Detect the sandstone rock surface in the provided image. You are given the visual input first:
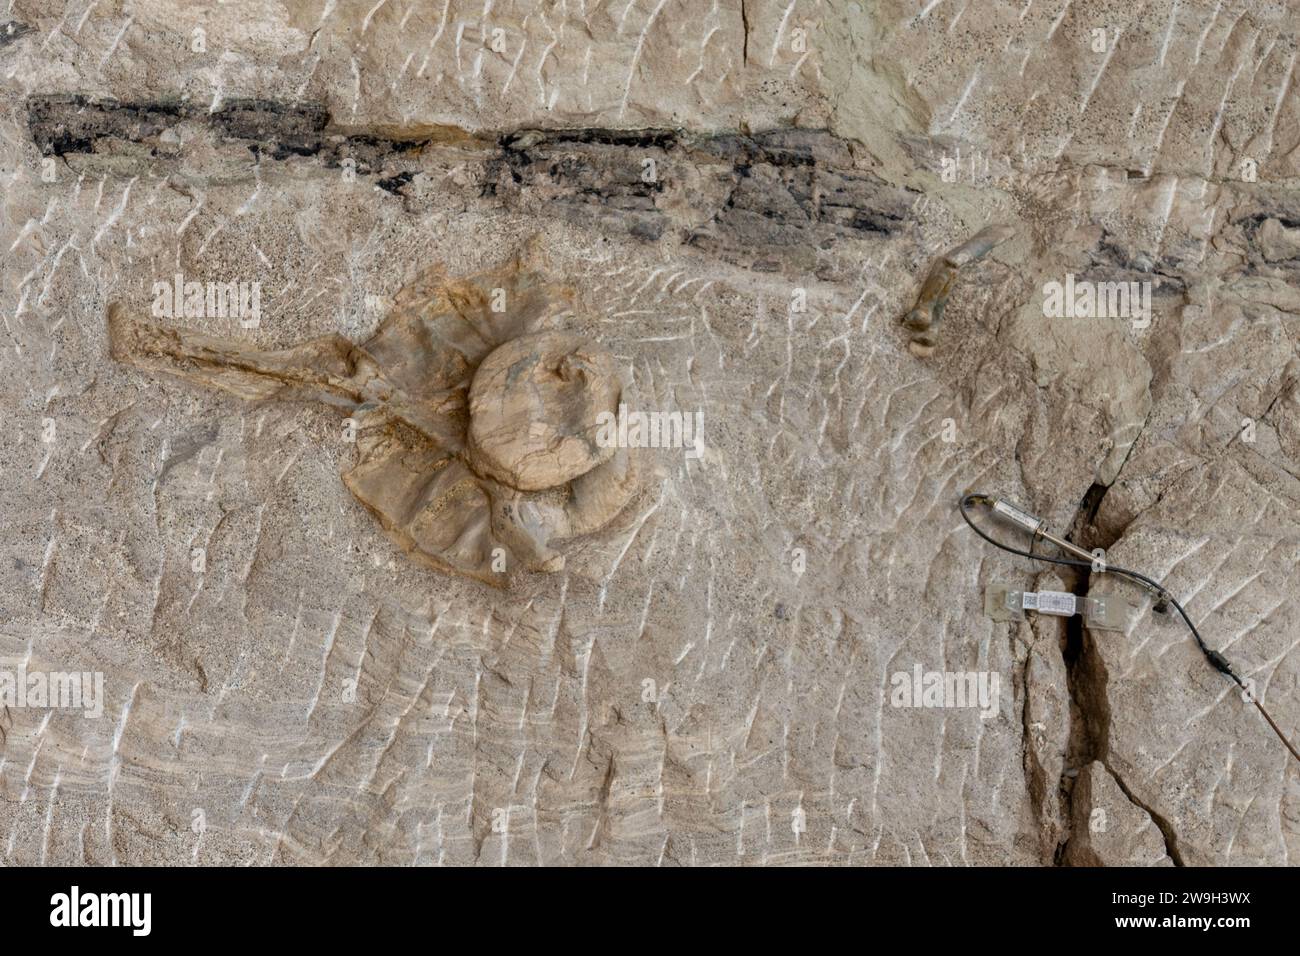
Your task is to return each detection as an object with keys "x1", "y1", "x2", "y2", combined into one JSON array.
[{"x1": 0, "y1": 0, "x2": 1296, "y2": 866}]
